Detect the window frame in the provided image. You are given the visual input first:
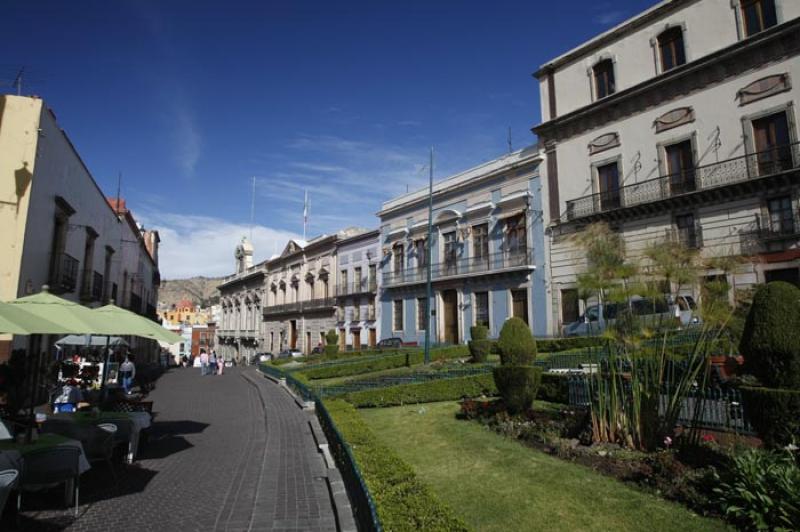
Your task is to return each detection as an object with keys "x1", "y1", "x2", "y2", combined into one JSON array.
[
  {"x1": 393, "y1": 299, "x2": 404, "y2": 332},
  {"x1": 472, "y1": 223, "x2": 489, "y2": 262},
  {"x1": 740, "y1": 0, "x2": 778, "y2": 38},
  {"x1": 417, "y1": 297, "x2": 428, "y2": 331},
  {"x1": 473, "y1": 291, "x2": 490, "y2": 329},
  {"x1": 656, "y1": 26, "x2": 686, "y2": 73},
  {"x1": 592, "y1": 58, "x2": 616, "y2": 100}
]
